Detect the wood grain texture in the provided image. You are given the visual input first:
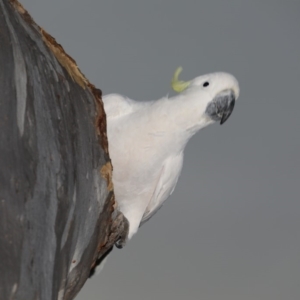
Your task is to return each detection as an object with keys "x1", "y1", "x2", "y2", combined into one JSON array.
[{"x1": 0, "y1": 1, "x2": 127, "y2": 299}]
